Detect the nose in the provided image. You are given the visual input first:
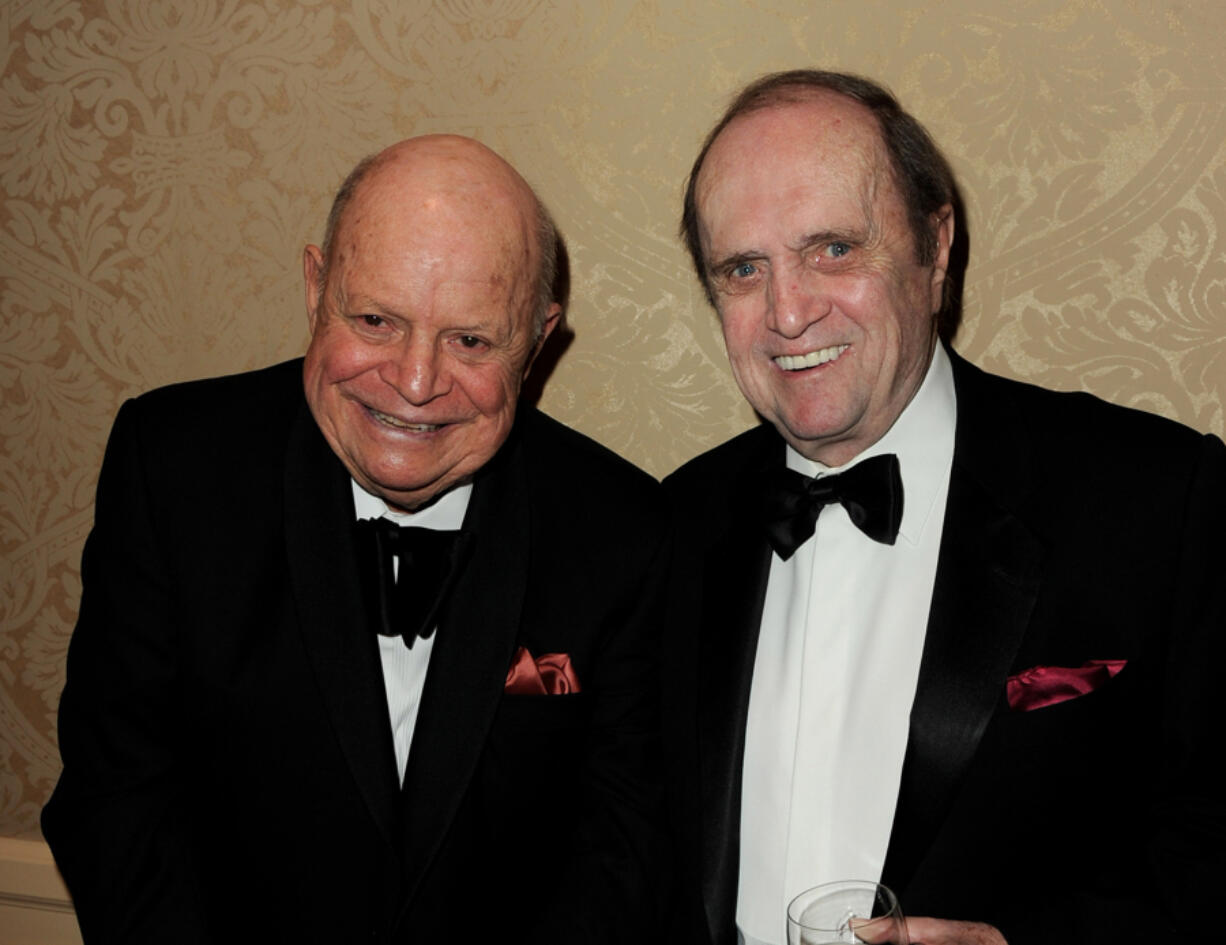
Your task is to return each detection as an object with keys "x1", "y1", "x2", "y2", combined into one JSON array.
[
  {"x1": 382, "y1": 336, "x2": 449, "y2": 406},
  {"x1": 766, "y1": 264, "x2": 830, "y2": 338}
]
